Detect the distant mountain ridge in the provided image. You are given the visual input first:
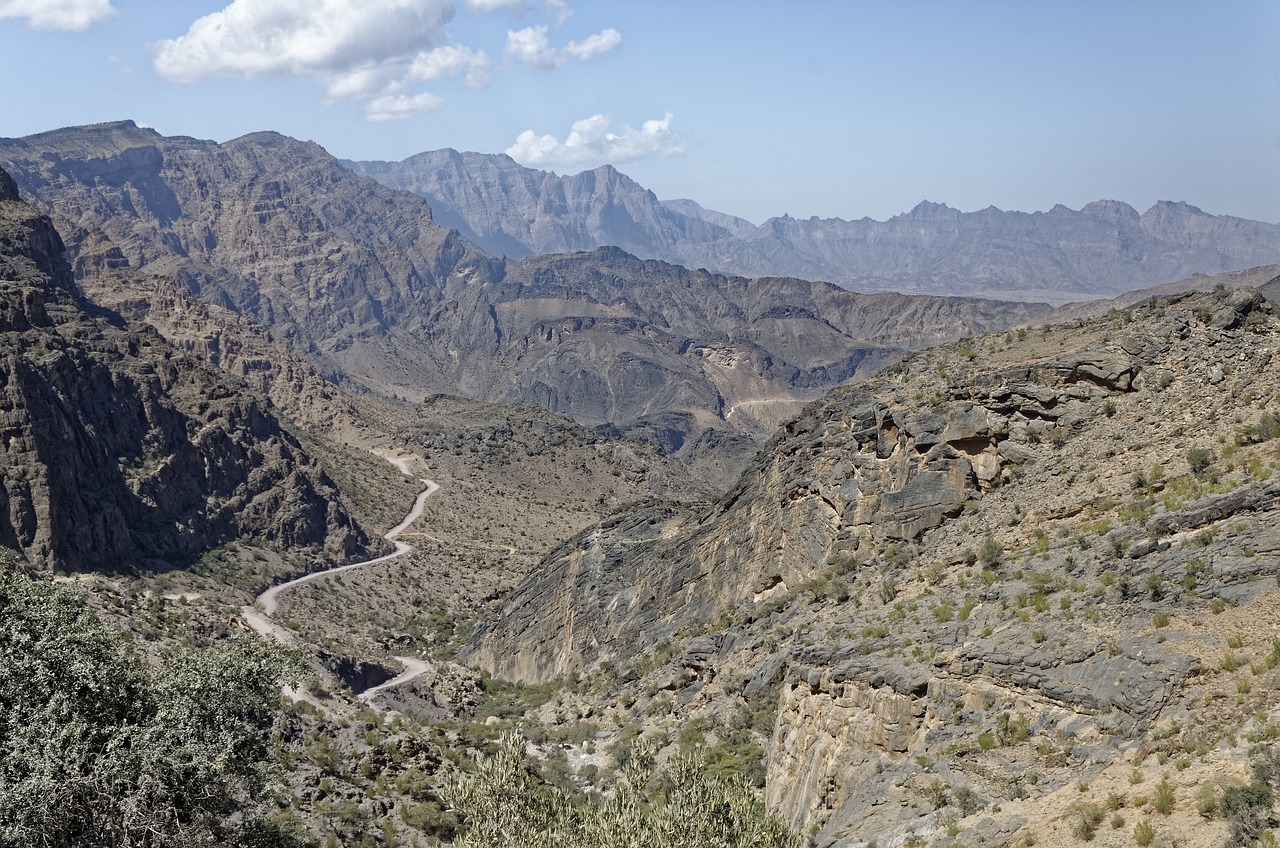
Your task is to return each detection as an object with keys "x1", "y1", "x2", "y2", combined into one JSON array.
[
  {"x1": 343, "y1": 150, "x2": 731, "y2": 262},
  {"x1": 346, "y1": 150, "x2": 1280, "y2": 304},
  {"x1": 2, "y1": 122, "x2": 1047, "y2": 453}
]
